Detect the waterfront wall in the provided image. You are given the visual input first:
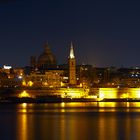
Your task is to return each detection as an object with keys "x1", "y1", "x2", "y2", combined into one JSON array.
[
  {"x1": 4, "y1": 87, "x2": 140, "y2": 99},
  {"x1": 14, "y1": 87, "x2": 87, "y2": 98},
  {"x1": 97, "y1": 88, "x2": 140, "y2": 99}
]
